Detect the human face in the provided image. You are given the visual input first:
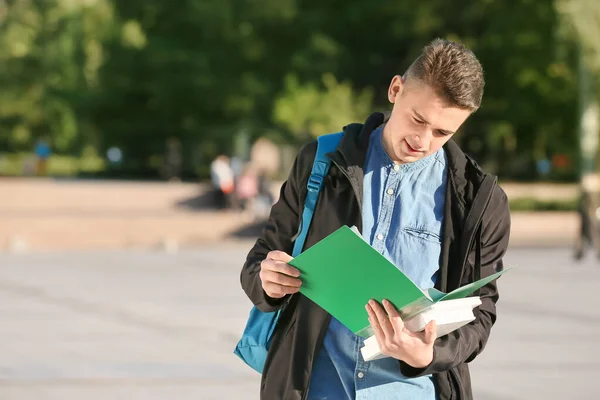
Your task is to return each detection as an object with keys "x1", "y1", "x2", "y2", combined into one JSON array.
[{"x1": 381, "y1": 76, "x2": 472, "y2": 164}]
